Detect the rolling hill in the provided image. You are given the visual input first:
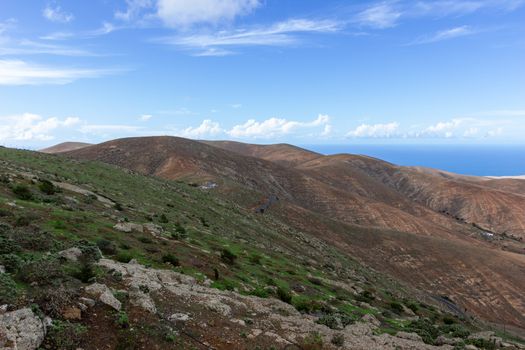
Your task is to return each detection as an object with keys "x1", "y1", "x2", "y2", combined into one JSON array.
[{"x1": 58, "y1": 136, "x2": 525, "y2": 333}]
